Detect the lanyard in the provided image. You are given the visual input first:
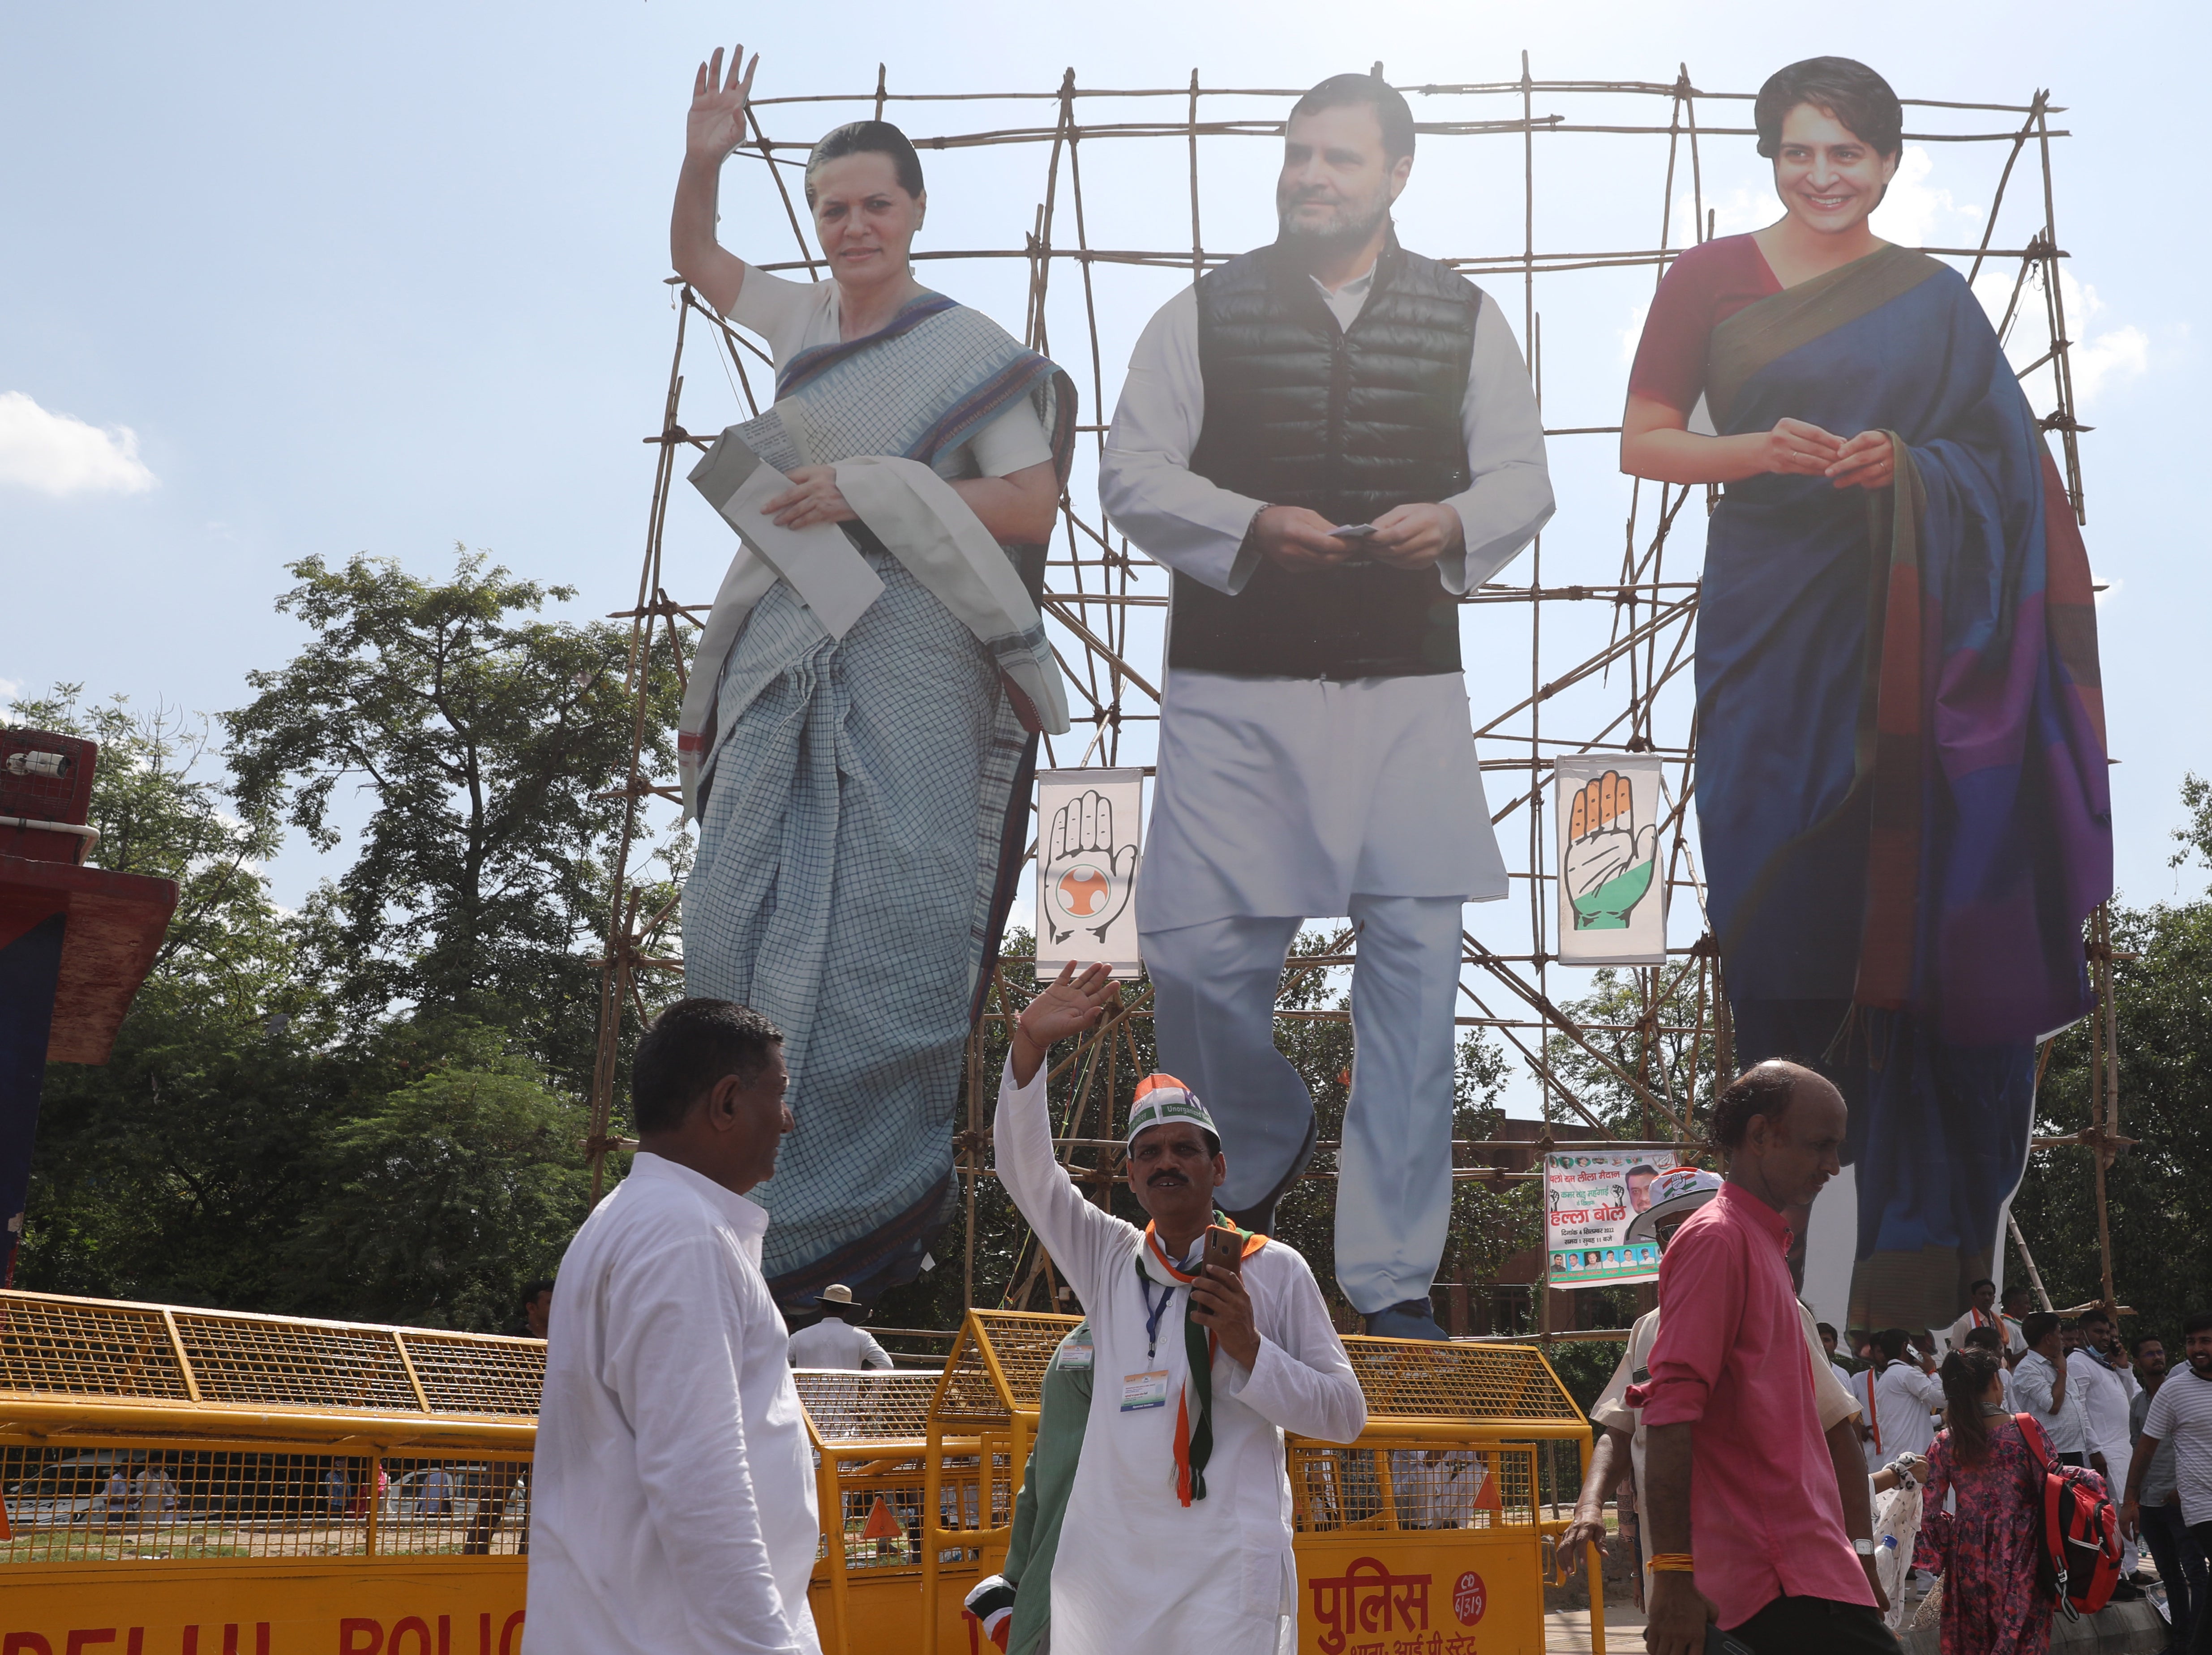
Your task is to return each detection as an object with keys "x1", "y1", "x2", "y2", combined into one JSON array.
[{"x1": 1140, "y1": 1274, "x2": 1178, "y2": 1362}]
